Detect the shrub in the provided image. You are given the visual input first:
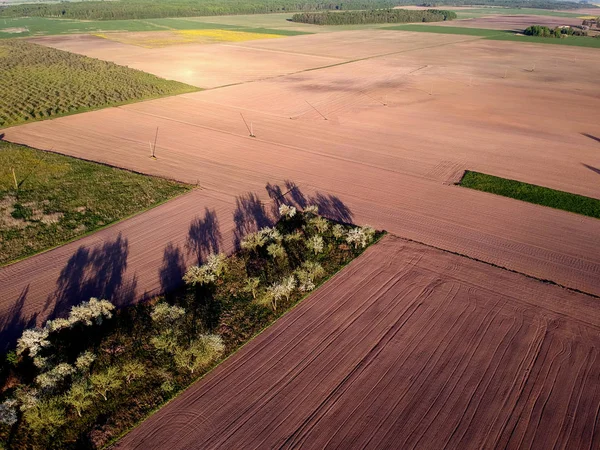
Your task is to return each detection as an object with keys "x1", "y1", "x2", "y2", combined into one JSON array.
[
  {"x1": 174, "y1": 335, "x2": 224, "y2": 374},
  {"x1": 64, "y1": 381, "x2": 93, "y2": 417},
  {"x1": 183, "y1": 253, "x2": 228, "y2": 286},
  {"x1": 307, "y1": 235, "x2": 325, "y2": 255},
  {"x1": 90, "y1": 366, "x2": 122, "y2": 401}
]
